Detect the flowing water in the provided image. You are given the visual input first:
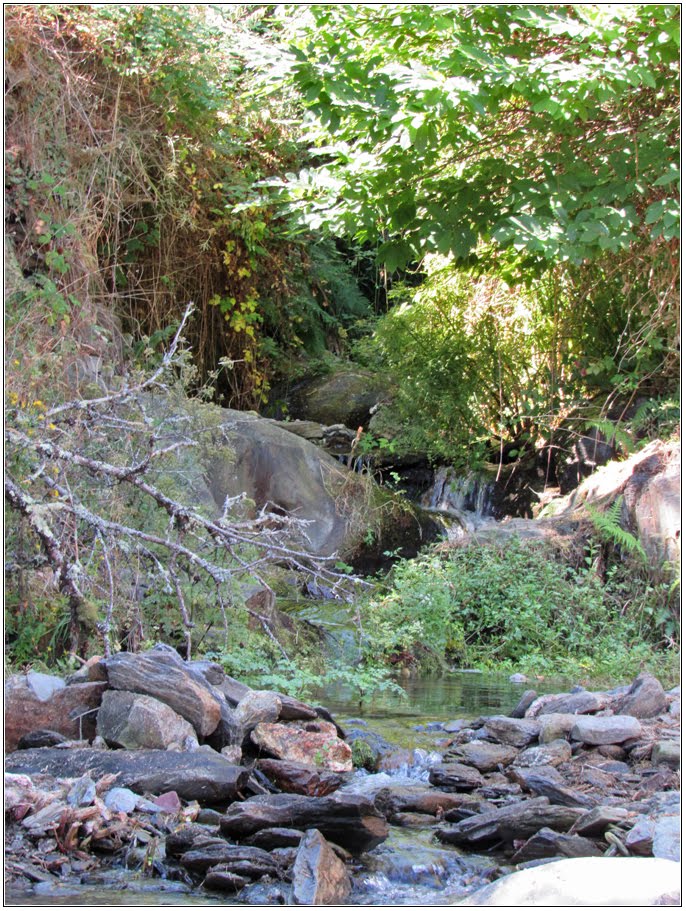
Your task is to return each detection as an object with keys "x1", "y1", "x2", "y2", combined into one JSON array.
[{"x1": 6, "y1": 672, "x2": 575, "y2": 908}]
